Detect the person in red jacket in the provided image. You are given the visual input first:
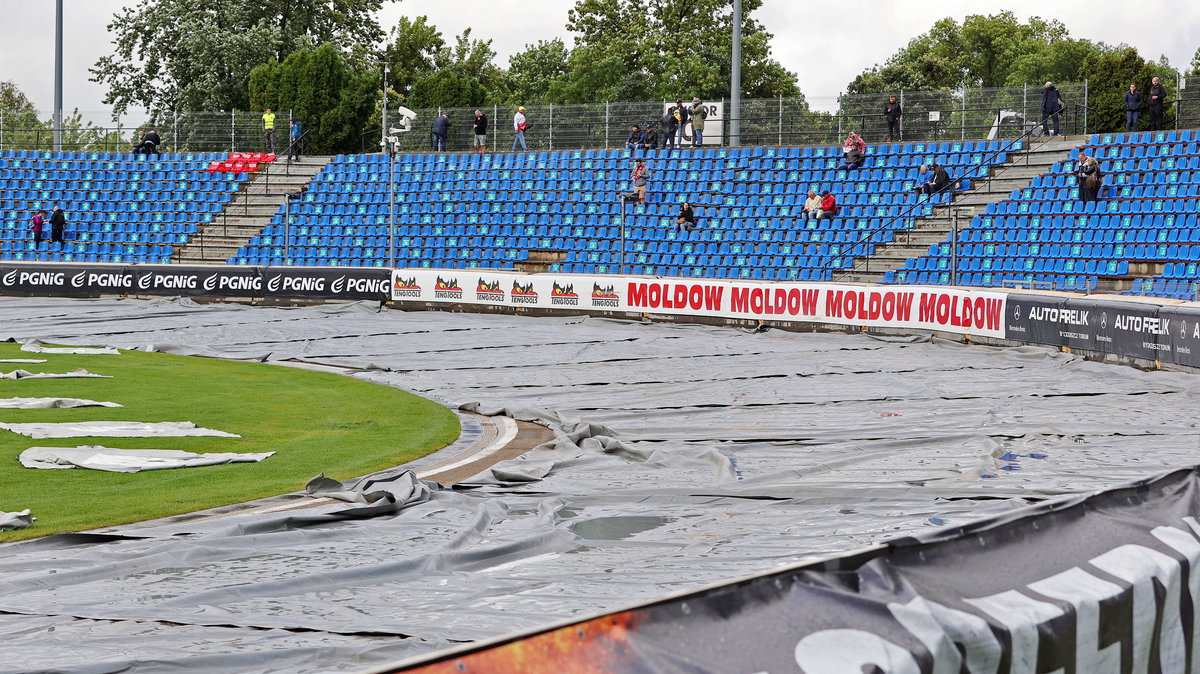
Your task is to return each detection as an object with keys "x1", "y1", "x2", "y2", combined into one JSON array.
[{"x1": 815, "y1": 191, "x2": 838, "y2": 219}]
